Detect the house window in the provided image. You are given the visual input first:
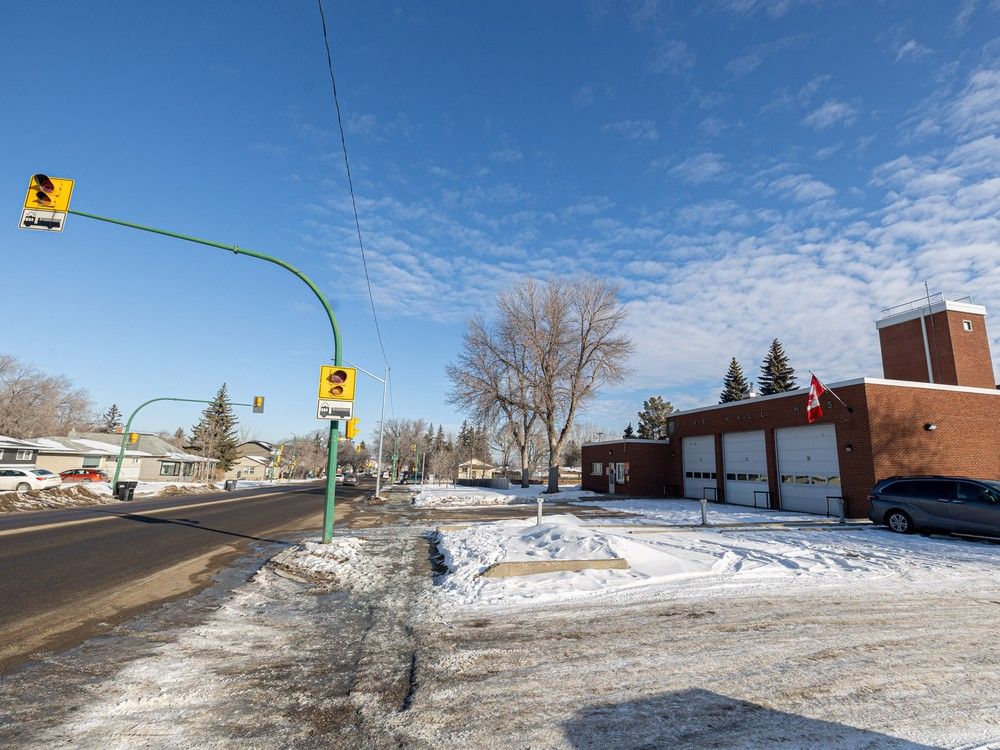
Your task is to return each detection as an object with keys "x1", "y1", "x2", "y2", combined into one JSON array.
[
  {"x1": 160, "y1": 462, "x2": 180, "y2": 477},
  {"x1": 82, "y1": 456, "x2": 101, "y2": 468},
  {"x1": 963, "y1": 320, "x2": 973, "y2": 331},
  {"x1": 16, "y1": 450, "x2": 32, "y2": 461},
  {"x1": 591, "y1": 462, "x2": 603, "y2": 476}
]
